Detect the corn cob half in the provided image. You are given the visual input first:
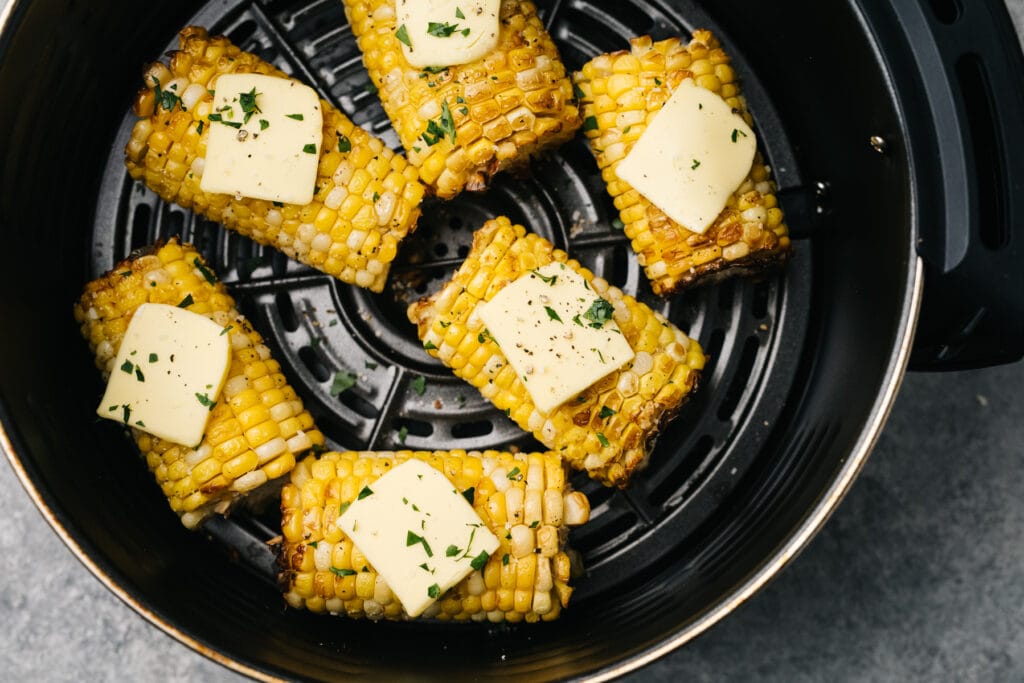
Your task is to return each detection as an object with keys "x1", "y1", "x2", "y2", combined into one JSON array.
[
  {"x1": 407, "y1": 217, "x2": 706, "y2": 487},
  {"x1": 573, "y1": 31, "x2": 792, "y2": 296},
  {"x1": 126, "y1": 26, "x2": 426, "y2": 293},
  {"x1": 279, "y1": 449, "x2": 590, "y2": 622},
  {"x1": 74, "y1": 239, "x2": 325, "y2": 528},
  {"x1": 342, "y1": 0, "x2": 581, "y2": 199}
]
